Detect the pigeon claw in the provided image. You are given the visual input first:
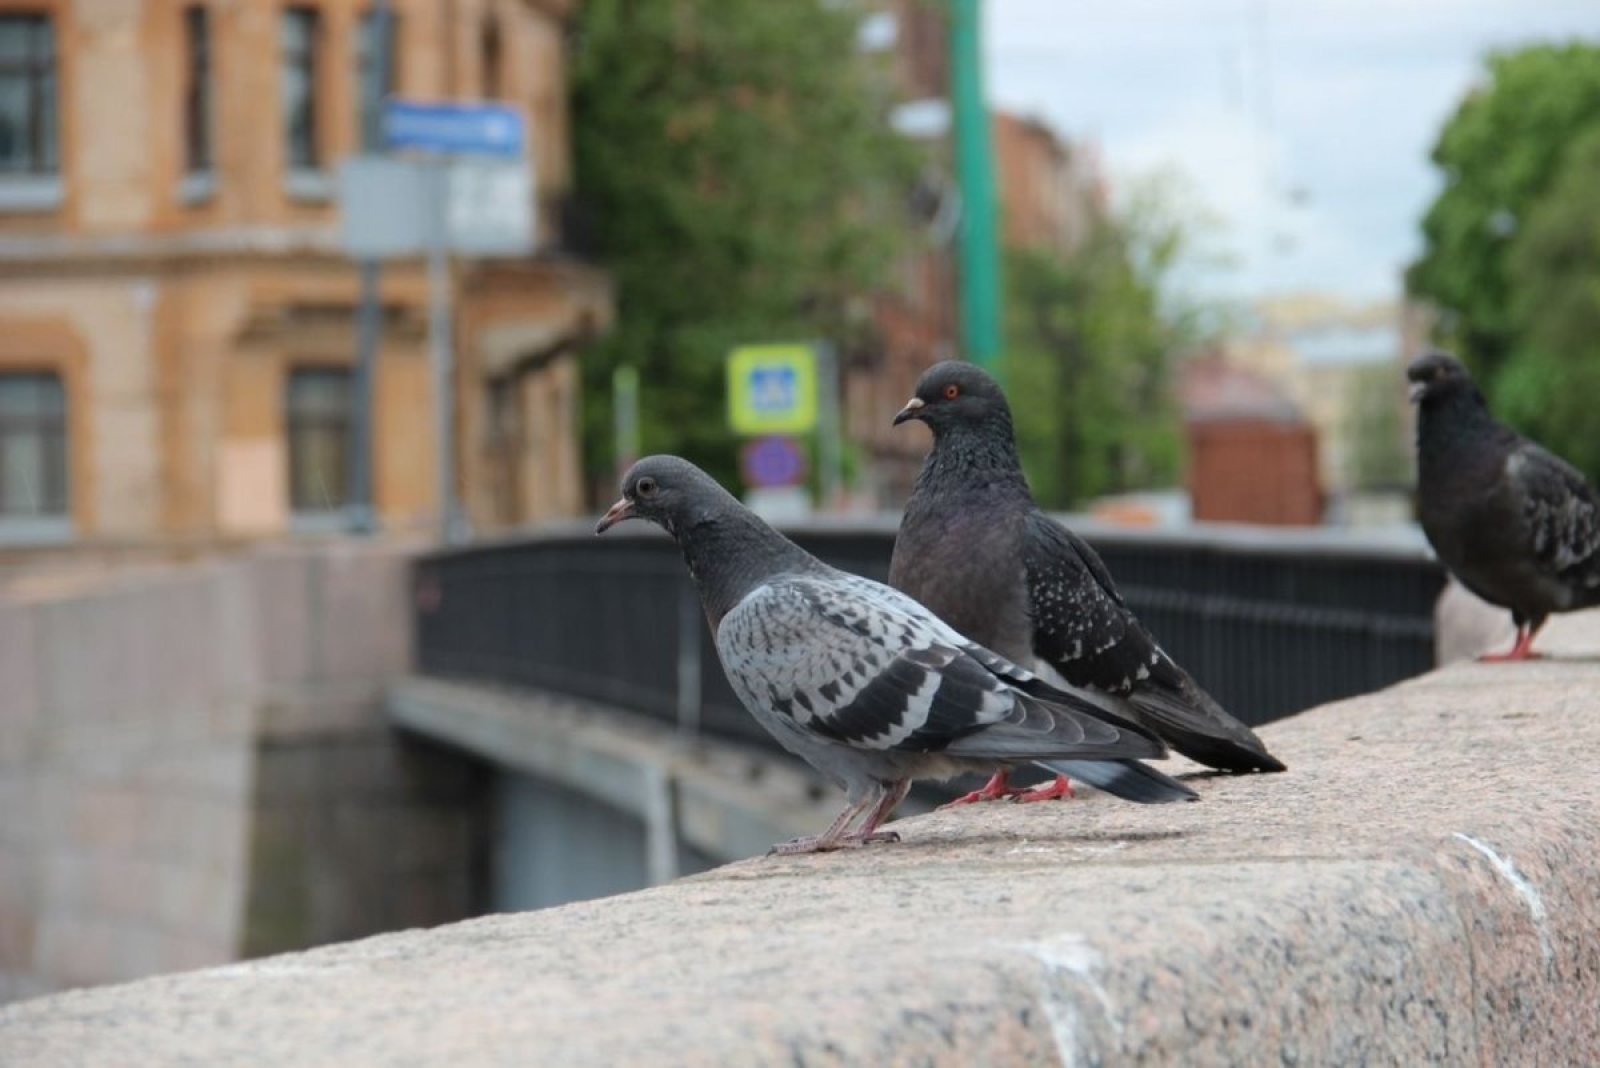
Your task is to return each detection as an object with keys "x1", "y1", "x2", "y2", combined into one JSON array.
[
  {"x1": 940, "y1": 770, "x2": 1028, "y2": 808},
  {"x1": 1013, "y1": 775, "x2": 1076, "y2": 804}
]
